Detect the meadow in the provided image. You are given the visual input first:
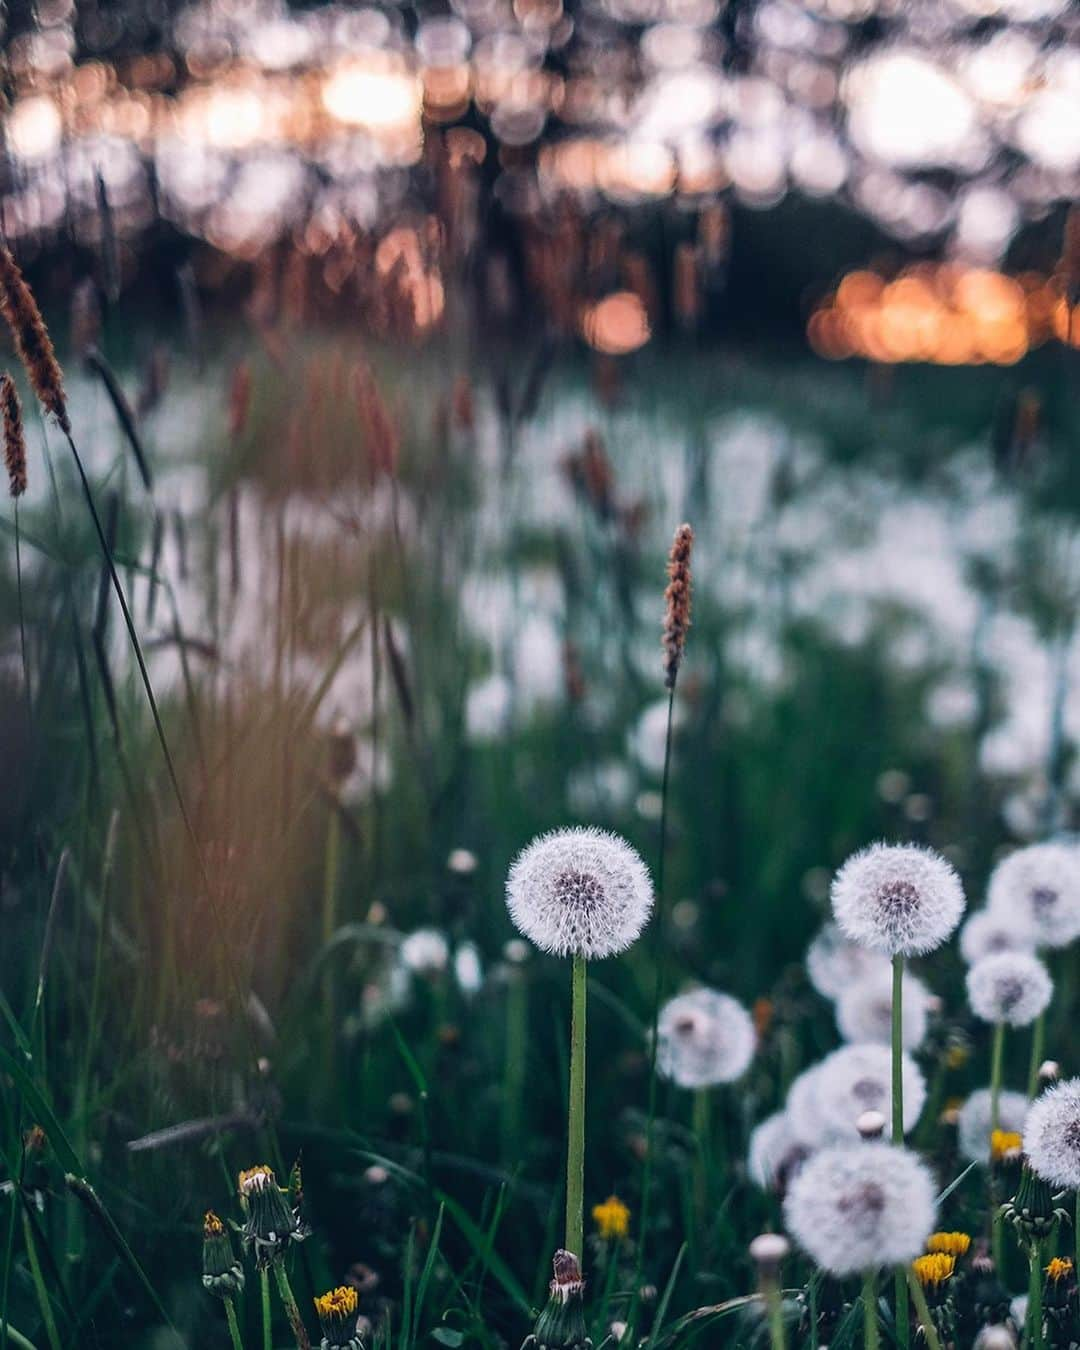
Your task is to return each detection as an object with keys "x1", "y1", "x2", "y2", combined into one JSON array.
[{"x1": 3, "y1": 241, "x2": 1080, "y2": 1350}]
